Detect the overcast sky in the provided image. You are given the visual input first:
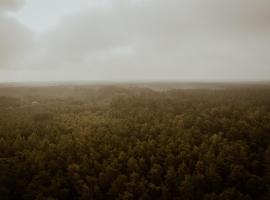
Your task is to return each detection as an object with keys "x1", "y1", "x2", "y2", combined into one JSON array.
[{"x1": 0, "y1": 0, "x2": 270, "y2": 82}]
